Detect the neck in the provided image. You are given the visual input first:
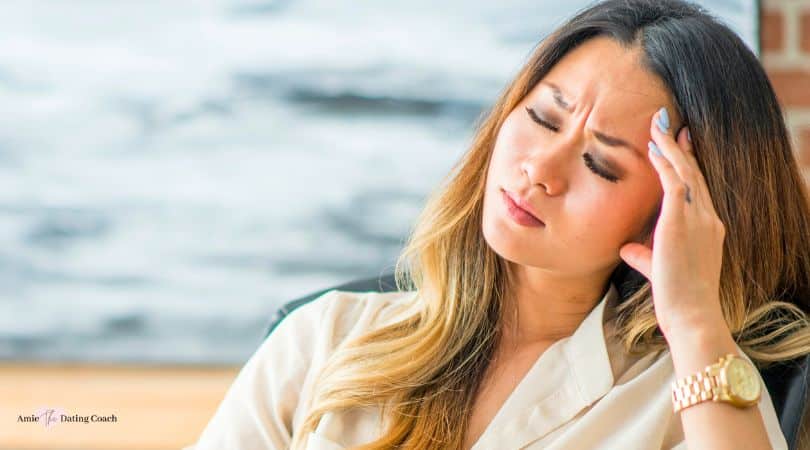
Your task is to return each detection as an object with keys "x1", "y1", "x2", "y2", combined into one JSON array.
[{"x1": 500, "y1": 262, "x2": 614, "y2": 348}]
